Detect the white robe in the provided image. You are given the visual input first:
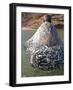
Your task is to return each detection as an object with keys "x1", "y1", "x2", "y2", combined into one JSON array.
[{"x1": 25, "y1": 21, "x2": 60, "y2": 54}]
